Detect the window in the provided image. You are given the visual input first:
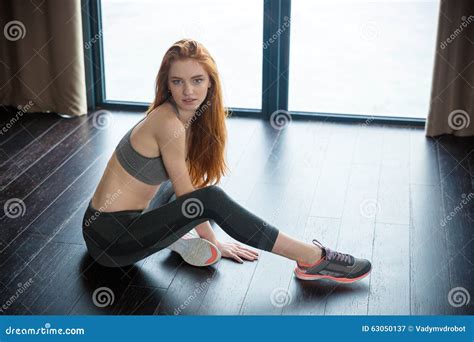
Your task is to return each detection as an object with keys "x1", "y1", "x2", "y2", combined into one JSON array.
[
  {"x1": 101, "y1": 0, "x2": 263, "y2": 109},
  {"x1": 288, "y1": 0, "x2": 439, "y2": 118}
]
